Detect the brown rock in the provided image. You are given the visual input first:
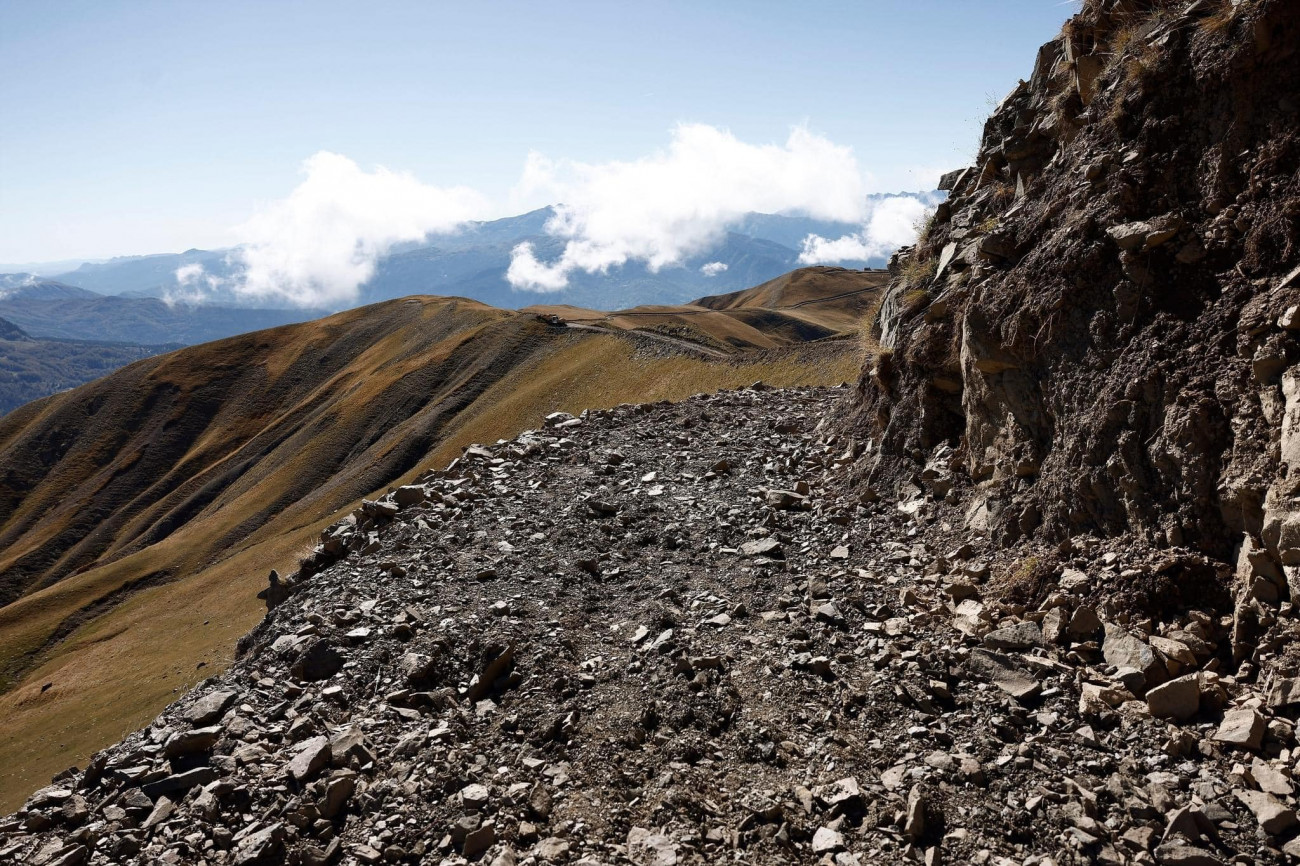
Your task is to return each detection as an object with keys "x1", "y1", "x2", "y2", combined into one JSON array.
[
  {"x1": 1213, "y1": 708, "x2": 1265, "y2": 751},
  {"x1": 1235, "y1": 788, "x2": 1298, "y2": 835},
  {"x1": 1146, "y1": 675, "x2": 1200, "y2": 721}
]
